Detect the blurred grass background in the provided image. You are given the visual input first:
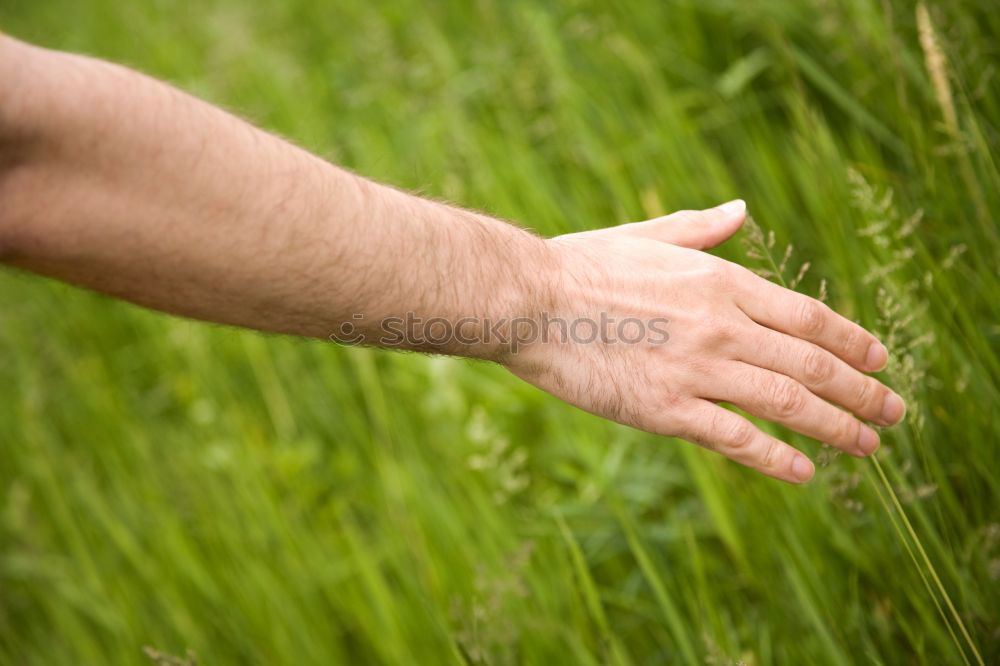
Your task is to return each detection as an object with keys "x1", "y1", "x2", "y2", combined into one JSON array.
[{"x1": 1, "y1": 0, "x2": 998, "y2": 663}]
